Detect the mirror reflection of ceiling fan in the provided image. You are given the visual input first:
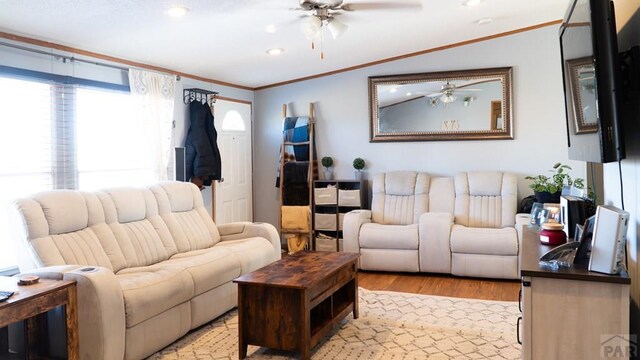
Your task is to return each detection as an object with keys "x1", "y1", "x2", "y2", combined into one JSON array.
[
  {"x1": 424, "y1": 81, "x2": 483, "y2": 104},
  {"x1": 292, "y1": 0, "x2": 422, "y2": 58}
]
